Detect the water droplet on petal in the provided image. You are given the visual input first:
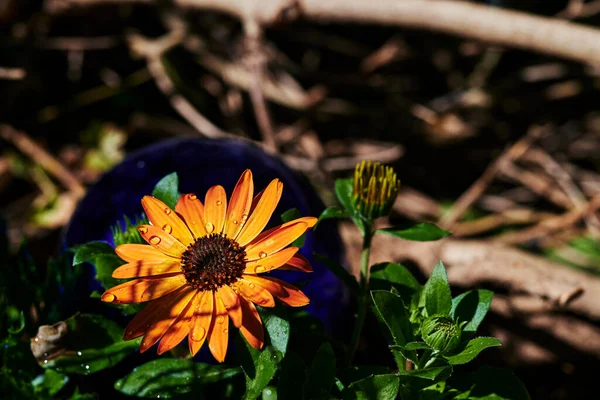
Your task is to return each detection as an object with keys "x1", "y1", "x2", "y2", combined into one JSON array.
[
  {"x1": 233, "y1": 220, "x2": 238, "y2": 225},
  {"x1": 241, "y1": 213, "x2": 249, "y2": 221},
  {"x1": 248, "y1": 282, "x2": 255, "y2": 288},
  {"x1": 254, "y1": 265, "x2": 266, "y2": 273},
  {"x1": 150, "y1": 236, "x2": 161, "y2": 245},
  {"x1": 164, "y1": 207, "x2": 172, "y2": 215},
  {"x1": 191, "y1": 327, "x2": 206, "y2": 342},
  {"x1": 216, "y1": 200, "x2": 222, "y2": 206},
  {"x1": 102, "y1": 293, "x2": 116, "y2": 303},
  {"x1": 223, "y1": 328, "x2": 229, "y2": 334},
  {"x1": 205, "y1": 222, "x2": 214, "y2": 233},
  {"x1": 259, "y1": 251, "x2": 267, "y2": 259},
  {"x1": 216, "y1": 315, "x2": 225, "y2": 324},
  {"x1": 162, "y1": 224, "x2": 172, "y2": 234},
  {"x1": 138, "y1": 227, "x2": 148, "y2": 234},
  {"x1": 188, "y1": 194, "x2": 197, "y2": 200}
]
